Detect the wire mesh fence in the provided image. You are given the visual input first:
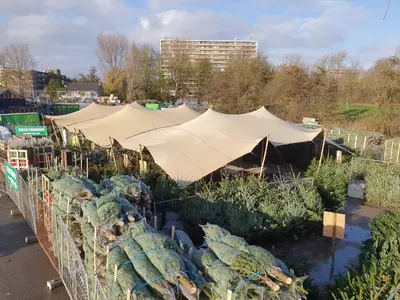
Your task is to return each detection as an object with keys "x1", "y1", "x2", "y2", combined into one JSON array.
[
  {"x1": 328, "y1": 128, "x2": 400, "y2": 162},
  {"x1": 93, "y1": 276, "x2": 108, "y2": 300},
  {"x1": 2, "y1": 165, "x2": 108, "y2": 300},
  {"x1": 57, "y1": 216, "x2": 90, "y2": 300}
]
